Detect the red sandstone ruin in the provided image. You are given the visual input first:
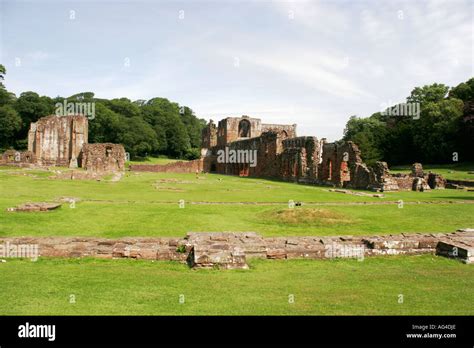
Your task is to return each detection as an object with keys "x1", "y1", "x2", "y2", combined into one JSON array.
[
  {"x1": 132, "y1": 115, "x2": 447, "y2": 192},
  {"x1": 1, "y1": 115, "x2": 125, "y2": 173}
]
